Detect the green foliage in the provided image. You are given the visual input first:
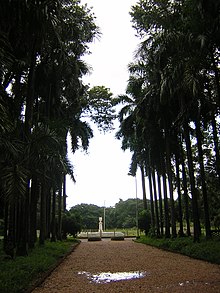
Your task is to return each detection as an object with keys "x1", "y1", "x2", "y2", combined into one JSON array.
[
  {"x1": 69, "y1": 198, "x2": 149, "y2": 231},
  {"x1": 62, "y1": 212, "x2": 82, "y2": 237},
  {"x1": 136, "y1": 236, "x2": 220, "y2": 264},
  {"x1": 86, "y1": 86, "x2": 116, "y2": 132},
  {"x1": 138, "y1": 209, "x2": 151, "y2": 234},
  {"x1": 114, "y1": 198, "x2": 145, "y2": 229},
  {"x1": 69, "y1": 204, "x2": 102, "y2": 230},
  {"x1": 0, "y1": 239, "x2": 76, "y2": 293},
  {"x1": 214, "y1": 215, "x2": 220, "y2": 229}
]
